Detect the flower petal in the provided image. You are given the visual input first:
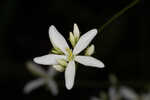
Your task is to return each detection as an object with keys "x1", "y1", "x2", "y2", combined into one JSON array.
[
  {"x1": 47, "y1": 67, "x2": 58, "y2": 77},
  {"x1": 119, "y1": 86, "x2": 139, "y2": 100},
  {"x1": 23, "y1": 78, "x2": 45, "y2": 94},
  {"x1": 47, "y1": 79, "x2": 59, "y2": 96},
  {"x1": 65, "y1": 61, "x2": 76, "y2": 90},
  {"x1": 109, "y1": 87, "x2": 119, "y2": 100},
  {"x1": 73, "y1": 29, "x2": 97, "y2": 55},
  {"x1": 49, "y1": 25, "x2": 69, "y2": 54},
  {"x1": 26, "y1": 61, "x2": 46, "y2": 77},
  {"x1": 33, "y1": 54, "x2": 66, "y2": 65},
  {"x1": 75, "y1": 56, "x2": 104, "y2": 68}
]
